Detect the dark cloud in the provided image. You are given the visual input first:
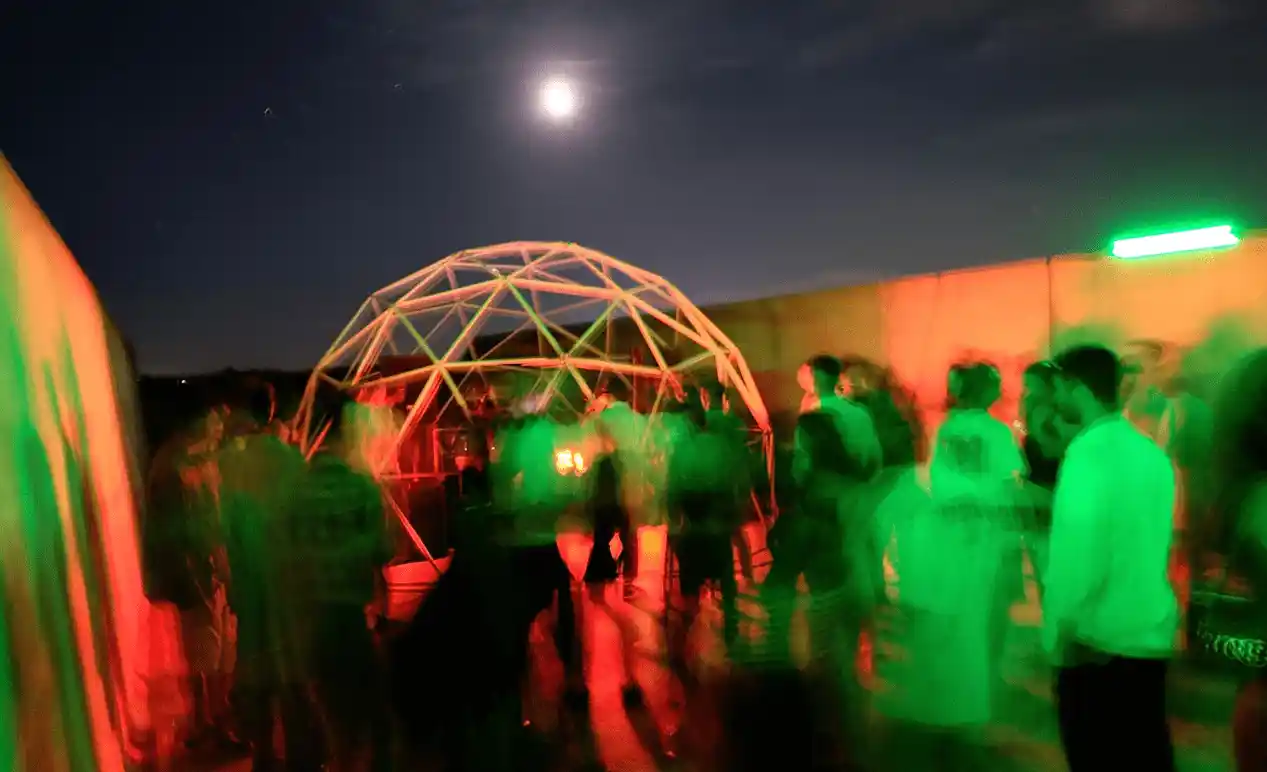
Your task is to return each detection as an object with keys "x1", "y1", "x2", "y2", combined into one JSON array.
[
  {"x1": 1095, "y1": 0, "x2": 1232, "y2": 32},
  {"x1": 2, "y1": 0, "x2": 1265, "y2": 372}
]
